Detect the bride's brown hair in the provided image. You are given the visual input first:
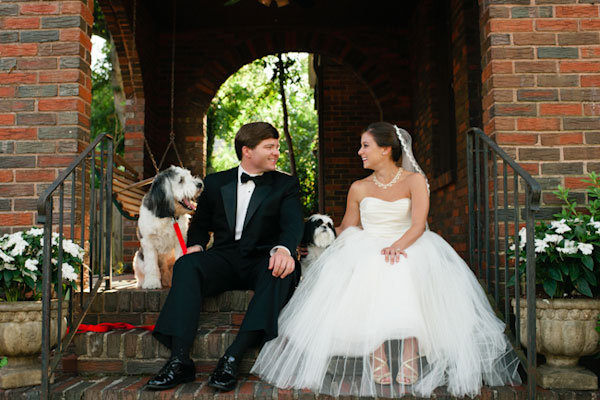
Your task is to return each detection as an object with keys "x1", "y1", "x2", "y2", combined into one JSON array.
[{"x1": 365, "y1": 122, "x2": 401, "y2": 162}]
